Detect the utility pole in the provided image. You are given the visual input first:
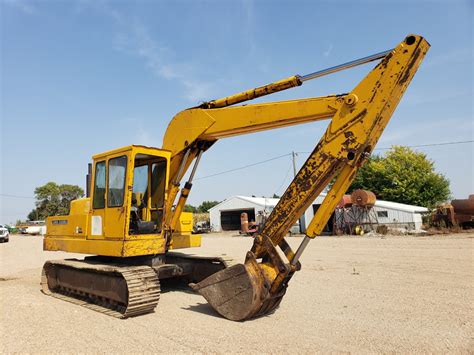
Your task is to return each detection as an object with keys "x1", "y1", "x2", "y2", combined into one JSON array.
[
  {"x1": 291, "y1": 151, "x2": 297, "y2": 177},
  {"x1": 292, "y1": 152, "x2": 306, "y2": 233}
]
